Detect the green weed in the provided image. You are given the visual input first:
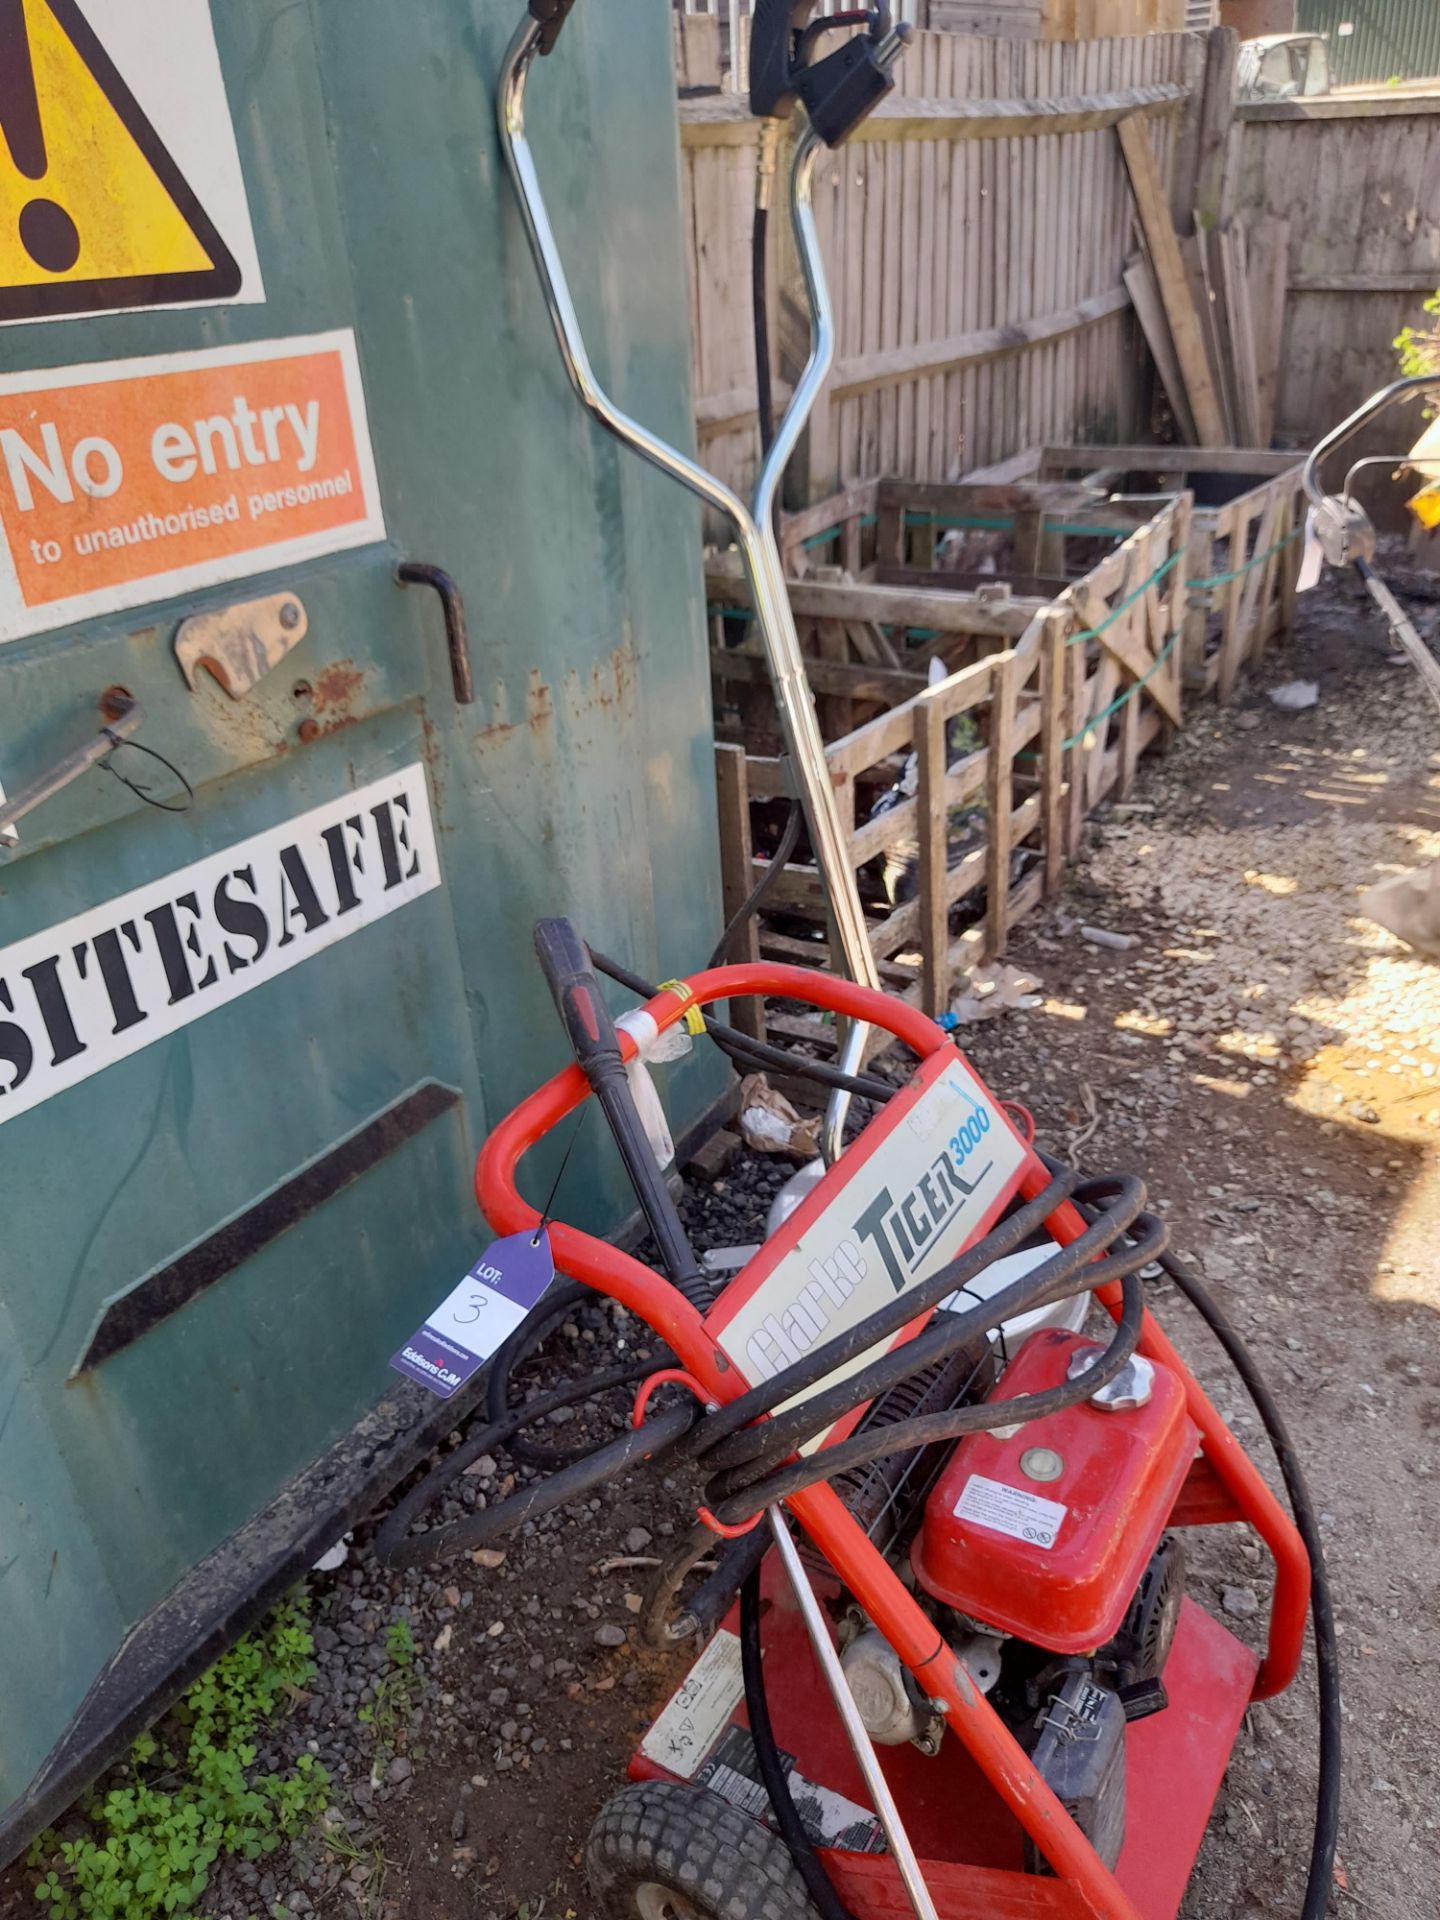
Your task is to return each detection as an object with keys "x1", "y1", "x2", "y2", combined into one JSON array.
[{"x1": 26, "y1": 1596, "x2": 329, "y2": 1920}]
